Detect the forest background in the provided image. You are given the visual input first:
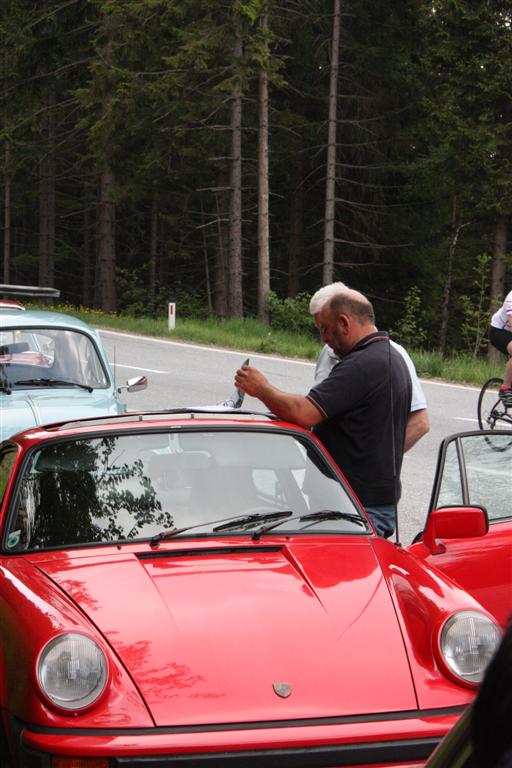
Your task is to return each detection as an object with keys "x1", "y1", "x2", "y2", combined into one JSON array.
[{"x1": 1, "y1": 0, "x2": 511, "y2": 362}]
